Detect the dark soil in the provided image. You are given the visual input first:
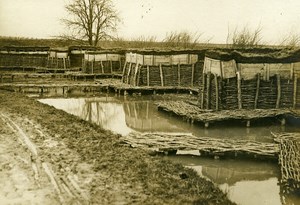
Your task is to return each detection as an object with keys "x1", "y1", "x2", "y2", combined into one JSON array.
[{"x1": 0, "y1": 90, "x2": 234, "y2": 205}]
